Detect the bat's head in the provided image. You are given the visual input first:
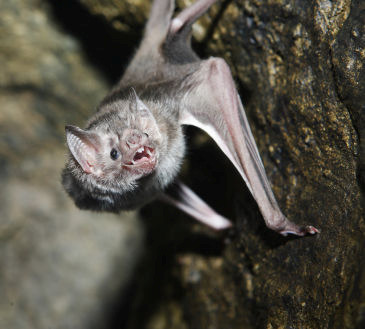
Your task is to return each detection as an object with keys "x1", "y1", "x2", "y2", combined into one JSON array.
[{"x1": 62, "y1": 89, "x2": 184, "y2": 212}]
